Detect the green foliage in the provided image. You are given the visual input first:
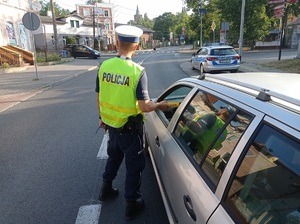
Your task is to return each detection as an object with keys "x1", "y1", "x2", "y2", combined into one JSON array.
[
  {"x1": 215, "y1": 0, "x2": 271, "y2": 47},
  {"x1": 130, "y1": 13, "x2": 154, "y2": 29},
  {"x1": 66, "y1": 37, "x2": 76, "y2": 45},
  {"x1": 153, "y1": 12, "x2": 177, "y2": 40},
  {"x1": 1, "y1": 62, "x2": 10, "y2": 69},
  {"x1": 86, "y1": 0, "x2": 103, "y2": 4},
  {"x1": 36, "y1": 52, "x2": 61, "y2": 63},
  {"x1": 39, "y1": 1, "x2": 70, "y2": 17}
]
